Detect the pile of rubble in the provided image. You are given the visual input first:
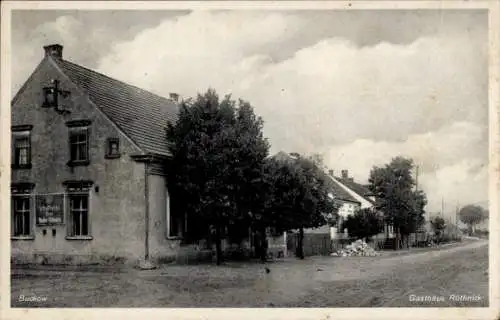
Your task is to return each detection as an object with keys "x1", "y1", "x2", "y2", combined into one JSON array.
[{"x1": 330, "y1": 239, "x2": 380, "y2": 257}]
